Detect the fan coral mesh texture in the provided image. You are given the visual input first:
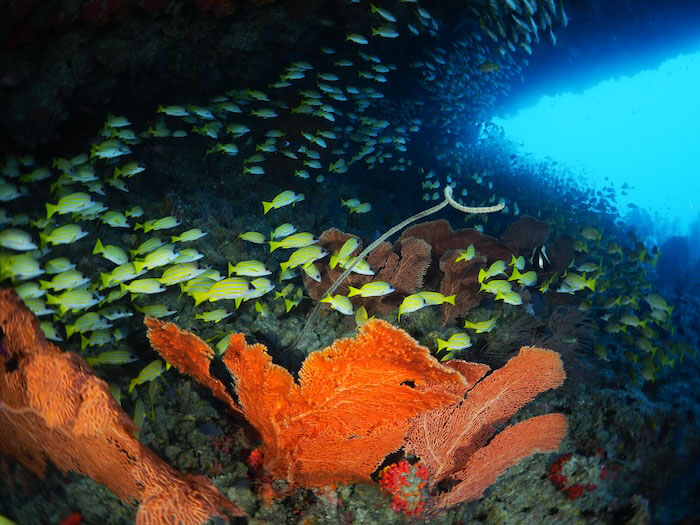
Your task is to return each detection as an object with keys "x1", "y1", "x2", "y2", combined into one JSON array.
[
  {"x1": 404, "y1": 346, "x2": 567, "y2": 509},
  {"x1": 146, "y1": 317, "x2": 466, "y2": 488}
]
